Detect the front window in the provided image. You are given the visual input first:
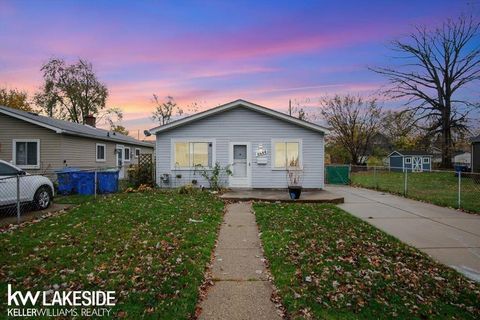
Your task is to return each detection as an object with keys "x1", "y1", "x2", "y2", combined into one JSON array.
[
  {"x1": 273, "y1": 140, "x2": 301, "y2": 169},
  {"x1": 135, "y1": 148, "x2": 141, "y2": 158},
  {"x1": 173, "y1": 141, "x2": 213, "y2": 168},
  {"x1": 124, "y1": 147, "x2": 131, "y2": 161},
  {"x1": 96, "y1": 144, "x2": 106, "y2": 162},
  {"x1": 405, "y1": 157, "x2": 412, "y2": 164},
  {"x1": 423, "y1": 157, "x2": 430, "y2": 164},
  {"x1": 14, "y1": 140, "x2": 40, "y2": 169}
]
